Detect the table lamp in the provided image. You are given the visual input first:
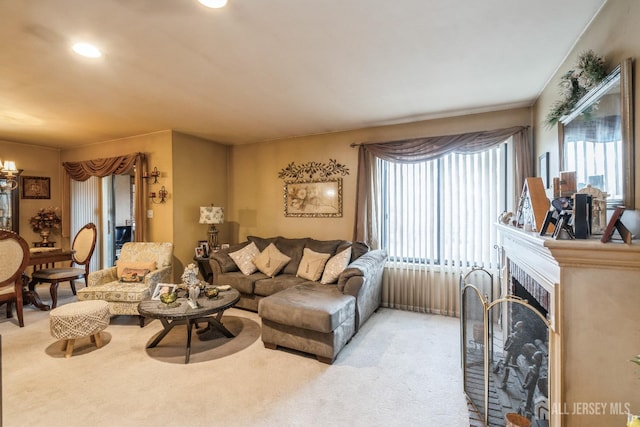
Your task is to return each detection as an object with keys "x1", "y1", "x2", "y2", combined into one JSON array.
[{"x1": 199, "y1": 206, "x2": 224, "y2": 250}]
